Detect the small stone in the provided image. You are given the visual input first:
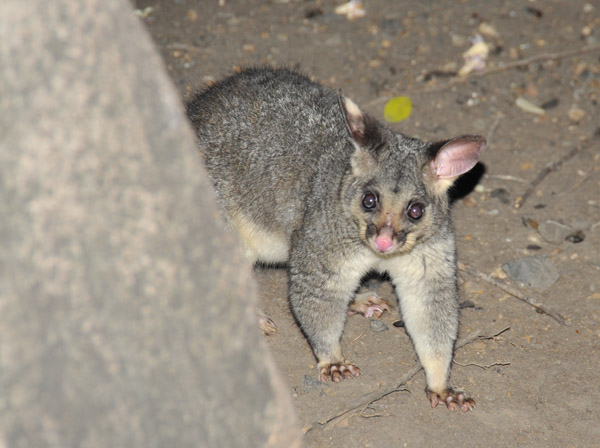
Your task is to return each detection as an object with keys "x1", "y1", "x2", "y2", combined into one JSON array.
[
  {"x1": 460, "y1": 300, "x2": 476, "y2": 309},
  {"x1": 451, "y1": 34, "x2": 466, "y2": 47},
  {"x1": 490, "y1": 188, "x2": 510, "y2": 204},
  {"x1": 300, "y1": 375, "x2": 324, "y2": 393},
  {"x1": 502, "y1": 255, "x2": 560, "y2": 290},
  {"x1": 462, "y1": 196, "x2": 477, "y2": 207},
  {"x1": 370, "y1": 319, "x2": 389, "y2": 333},
  {"x1": 186, "y1": 9, "x2": 198, "y2": 21},
  {"x1": 478, "y1": 22, "x2": 500, "y2": 39},
  {"x1": 491, "y1": 267, "x2": 507, "y2": 279},
  {"x1": 541, "y1": 98, "x2": 559, "y2": 110},
  {"x1": 305, "y1": 7, "x2": 323, "y2": 19},
  {"x1": 527, "y1": 244, "x2": 542, "y2": 251},
  {"x1": 538, "y1": 220, "x2": 573, "y2": 244},
  {"x1": 242, "y1": 43, "x2": 256, "y2": 53},
  {"x1": 568, "y1": 106, "x2": 586, "y2": 123},
  {"x1": 565, "y1": 231, "x2": 585, "y2": 243},
  {"x1": 392, "y1": 320, "x2": 405, "y2": 328}
]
